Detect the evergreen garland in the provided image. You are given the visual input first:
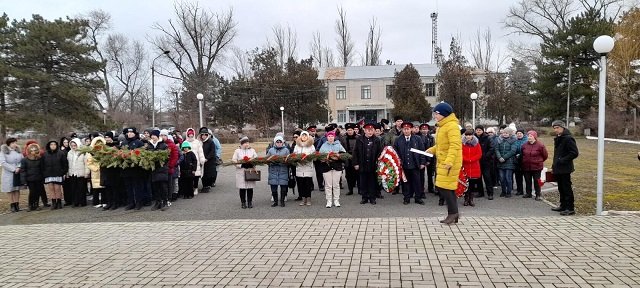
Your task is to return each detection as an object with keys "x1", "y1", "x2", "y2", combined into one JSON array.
[{"x1": 78, "y1": 145, "x2": 169, "y2": 171}]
